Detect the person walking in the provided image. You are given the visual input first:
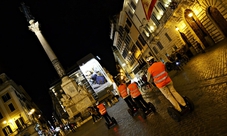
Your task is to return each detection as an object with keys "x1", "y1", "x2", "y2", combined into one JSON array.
[
  {"x1": 117, "y1": 81, "x2": 137, "y2": 111},
  {"x1": 127, "y1": 81, "x2": 150, "y2": 114},
  {"x1": 146, "y1": 56, "x2": 186, "y2": 112},
  {"x1": 87, "y1": 106, "x2": 102, "y2": 124}
]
